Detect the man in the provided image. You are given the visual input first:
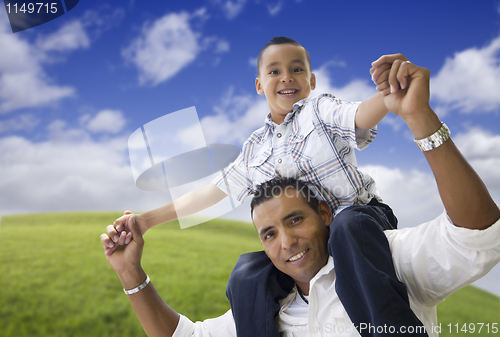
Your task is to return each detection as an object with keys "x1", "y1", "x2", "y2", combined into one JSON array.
[{"x1": 101, "y1": 55, "x2": 500, "y2": 336}]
